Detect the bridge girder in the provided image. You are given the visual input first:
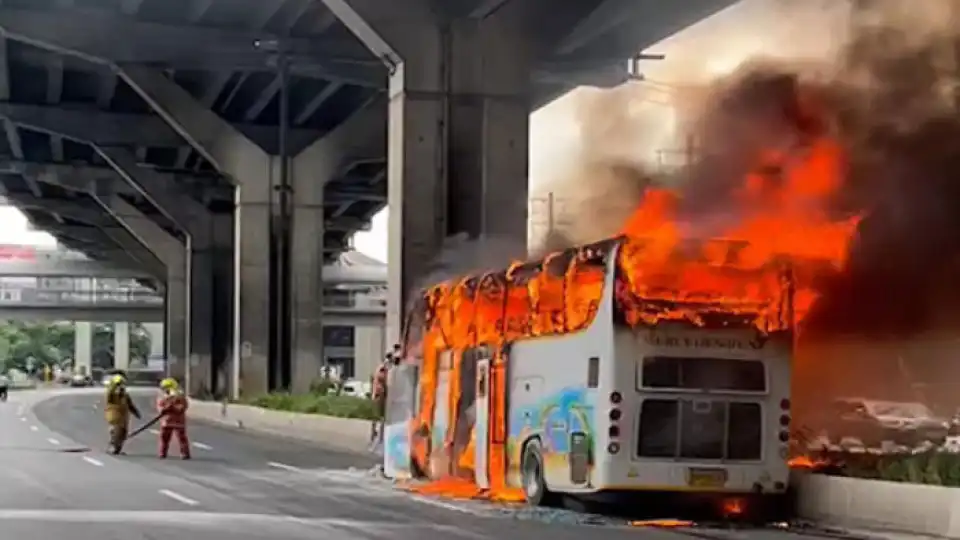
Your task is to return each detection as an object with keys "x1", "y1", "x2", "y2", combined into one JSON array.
[
  {"x1": 0, "y1": 5, "x2": 382, "y2": 86},
  {"x1": 0, "y1": 103, "x2": 325, "y2": 155}
]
